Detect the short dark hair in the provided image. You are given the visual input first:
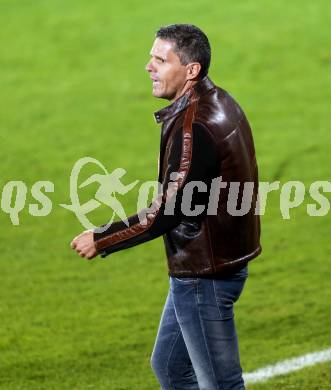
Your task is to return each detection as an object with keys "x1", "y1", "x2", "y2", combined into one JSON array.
[{"x1": 156, "y1": 24, "x2": 211, "y2": 79}]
